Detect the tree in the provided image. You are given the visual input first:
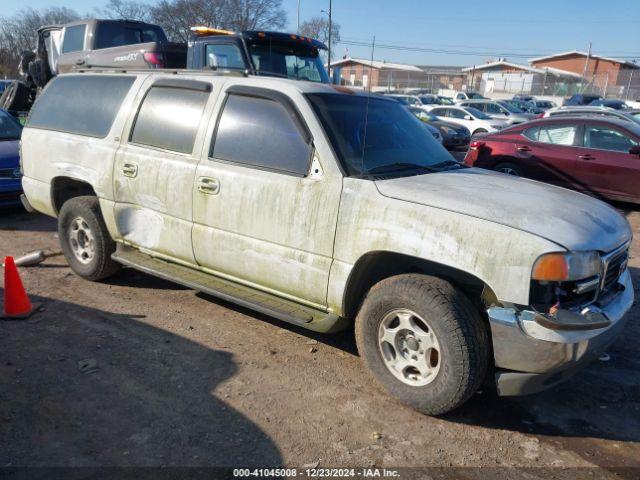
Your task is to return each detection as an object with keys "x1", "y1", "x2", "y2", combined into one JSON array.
[
  {"x1": 149, "y1": 0, "x2": 287, "y2": 43},
  {"x1": 96, "y1": 0, "x2": 152, "y2": 23},
  {"x1": 0, "y1": 7, "x2": 79, "y2": 76},
  {"x1": 299, "y1": 16, "x2": 340, "y2": 62}
]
